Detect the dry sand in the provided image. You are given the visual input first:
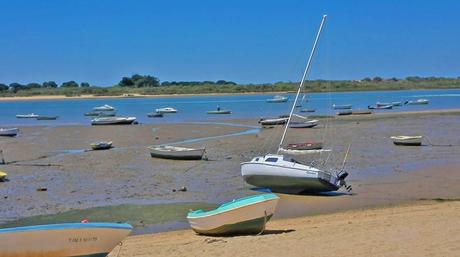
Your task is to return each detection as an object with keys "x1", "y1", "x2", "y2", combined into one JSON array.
[{"x1": 109, "y1": 200, "x2": 460, "y2": 257}]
